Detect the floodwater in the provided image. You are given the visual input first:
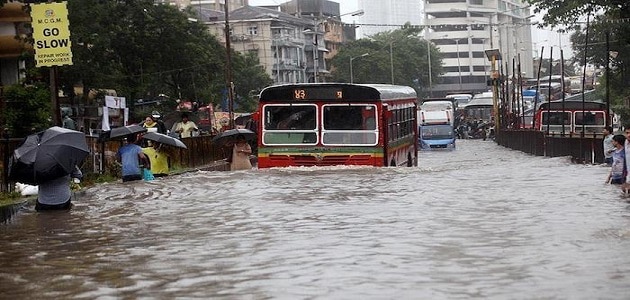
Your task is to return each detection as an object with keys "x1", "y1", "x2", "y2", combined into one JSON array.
[{"x1": 2, "y1": 140, "x2": 630, "y2": 299}]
